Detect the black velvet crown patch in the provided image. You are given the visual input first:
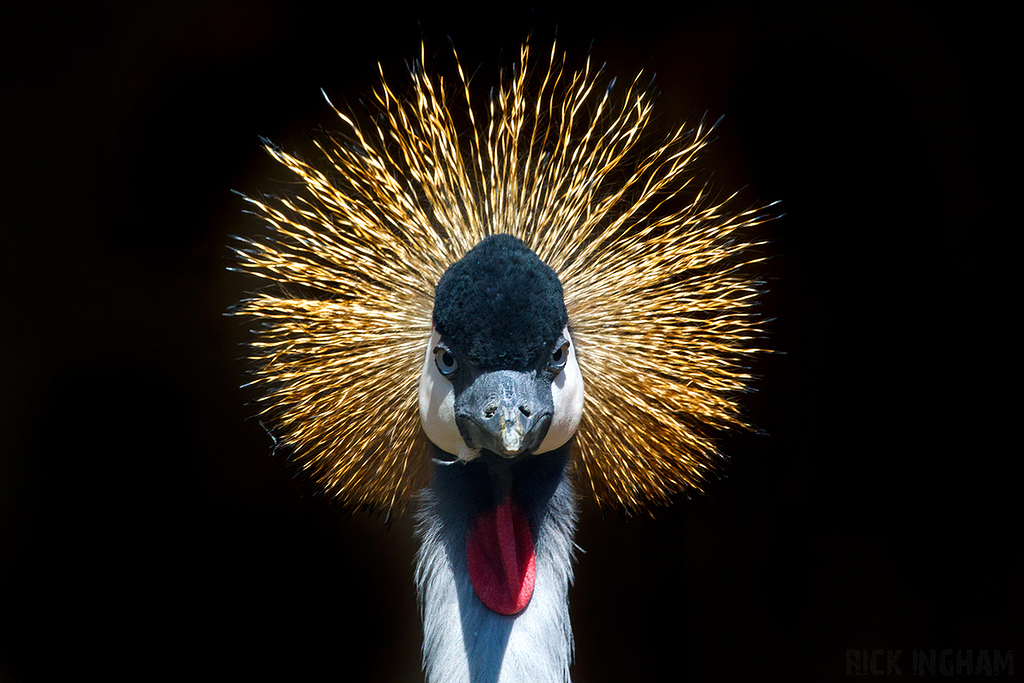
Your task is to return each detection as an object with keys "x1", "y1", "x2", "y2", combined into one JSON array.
[{"x1": 433, "y1": 235, "x2": 568, "y2": 371}]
